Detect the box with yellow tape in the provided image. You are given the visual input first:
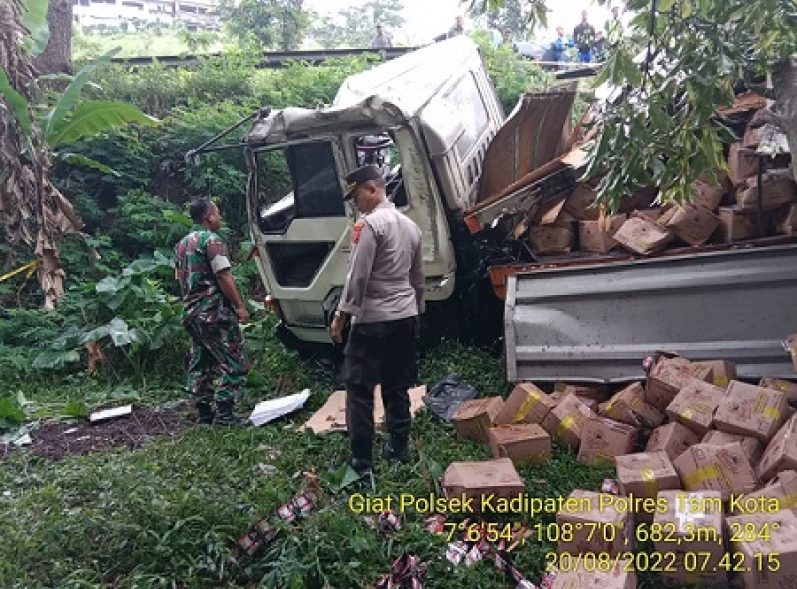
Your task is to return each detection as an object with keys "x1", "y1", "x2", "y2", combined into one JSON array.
[
  {"x1": 451, "y1": 397, "x2": 504, "y2": 445},
  {"x1": 487, "y1": 423, "x2": 551, "y2": 466},
  {"x1": 758, "y1": 414, "x2": 797, "y2": 482},
  {"x1": 665, "y1": 378, "x2": 727, "y2": 436},
  {"x1": 672, "y1": 442, "x2": 758, "y2": 501},
  {"x1": 577, "y1": 416, "x2": 638, "y2": 466},
  {"x1": 714, "y1": 380, "x2": 788, "y2": 443},
  {"x1": 645, "y1": 422, "x2": 701, "y2": 462},
  {"x1": 701, "y1": 429, "x2": 763, "y2": 464},
  {"x1": 615, "y1": 450, "x2": 681, "y2": 523},
  {"x1": 541, "y1": 393, "x2": 596, "y2": 451},
  {"x1": 493, "y1": 382, "x2": 557, "y2": 426},
  {"x1": 599, "y1": 381, "x2": 665, "y2": 429},
  {"x1": 645, "y1": 352, "x2": 714, "y2": 411},
  {"x1": 732, "y1": 469, "x2": 797, "y2": 515}
]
